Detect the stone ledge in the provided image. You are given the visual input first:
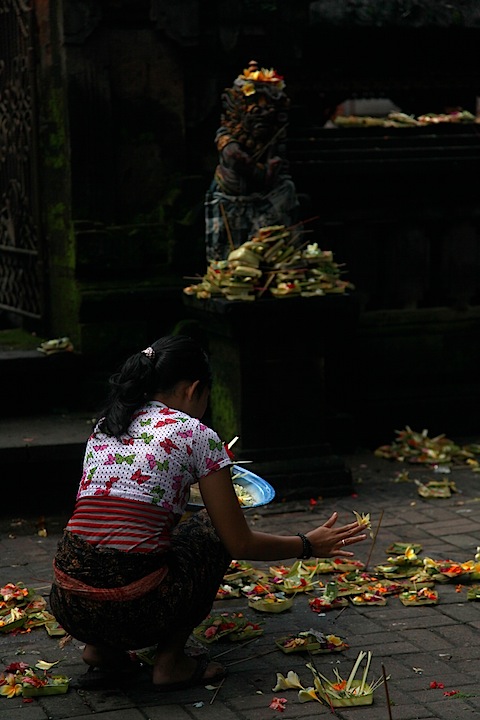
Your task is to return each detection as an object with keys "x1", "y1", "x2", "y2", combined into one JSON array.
[{"x1": 0, "y1": 413, "x2": 94, "y2": 454}]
